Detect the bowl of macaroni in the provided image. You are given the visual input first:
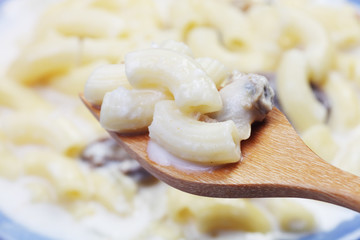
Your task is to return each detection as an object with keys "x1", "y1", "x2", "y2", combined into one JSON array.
[{"x1": 0, "y1": 0, "x2": 360, "y2": 239}]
